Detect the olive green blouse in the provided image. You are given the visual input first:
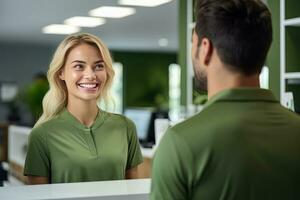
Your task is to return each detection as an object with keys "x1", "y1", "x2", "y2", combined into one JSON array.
[{"x1": 24, "y1": 108, "x2": 143, "y2": 183}]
